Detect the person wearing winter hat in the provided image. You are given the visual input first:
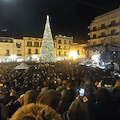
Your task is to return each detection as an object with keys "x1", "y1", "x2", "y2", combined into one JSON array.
[
  {"x1": 36, "y1": 89, "x2": 61, "y2": 110},
  {"x1": 63, "y1": 99, "x2": 89, "y2": 120},
  {"x1": 24, "y1": 90, "x2": 38, "y2": 105},
  {"x1": 10, "y1": 103, "x2": 62, "y2": 120}
]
